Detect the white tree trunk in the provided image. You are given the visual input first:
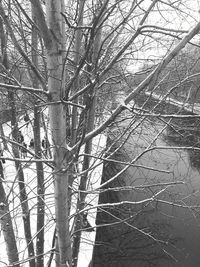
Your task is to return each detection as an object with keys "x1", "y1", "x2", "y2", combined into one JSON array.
[
  {"x1": 46, "y1": 1, "x2": 71, "y2": 266},
  {"x1": 29, "y1": 0, "x2": 71, "y2": 265}
]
